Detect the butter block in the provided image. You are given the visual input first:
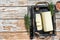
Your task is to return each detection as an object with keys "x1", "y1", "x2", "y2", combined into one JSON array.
[
  {"x1": 41, "y1": 11, "x2": 53, "y2": 32},
  {"x1": 36, "y1": 14, "x2": 42, "y2": 30}
]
